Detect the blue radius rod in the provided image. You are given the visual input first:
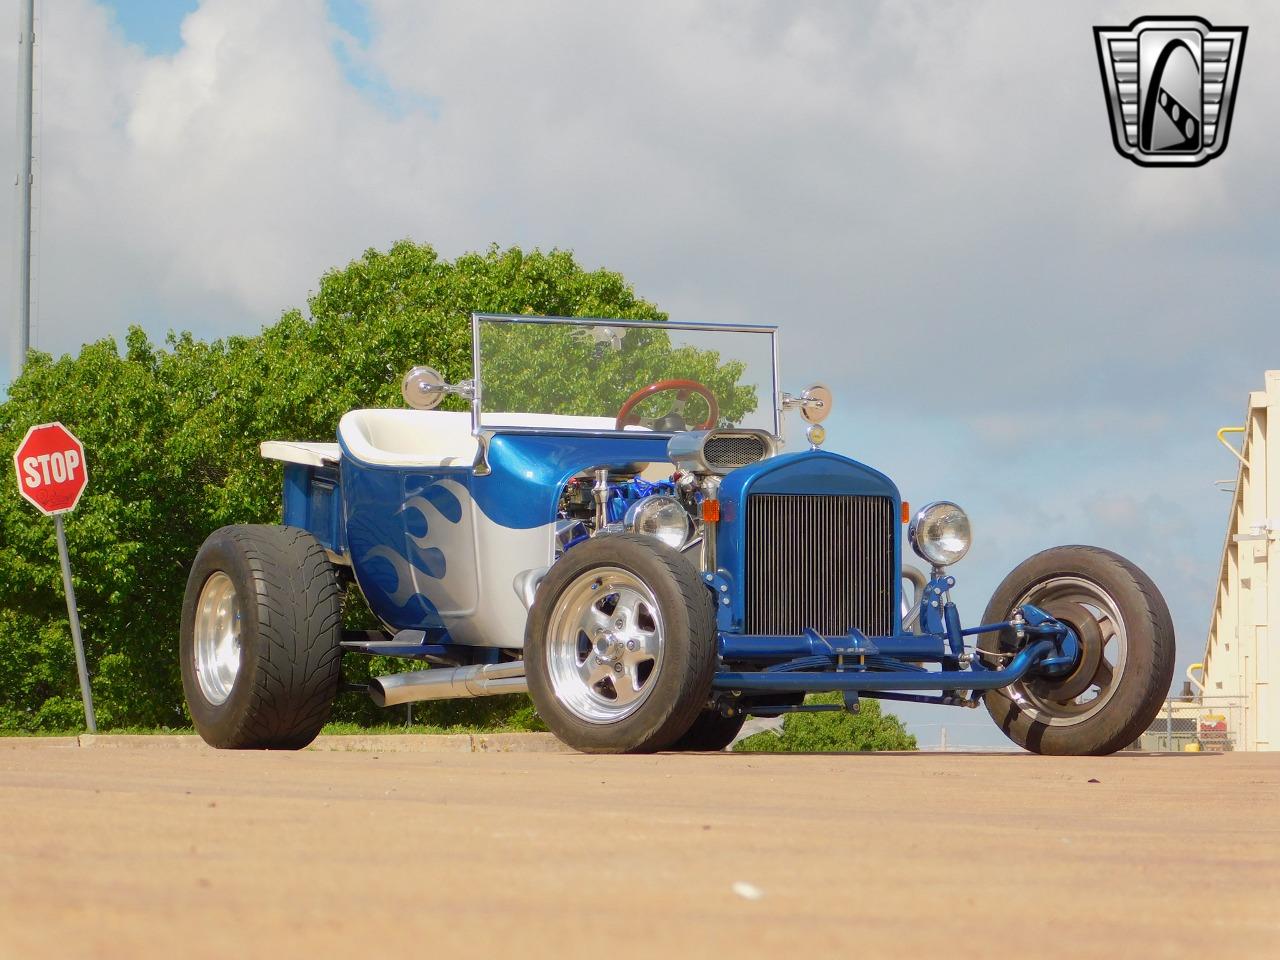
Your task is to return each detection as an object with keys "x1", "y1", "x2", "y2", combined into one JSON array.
[{"x1": 710, "y1": 639, "x2": 1058, "y2": 694}]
